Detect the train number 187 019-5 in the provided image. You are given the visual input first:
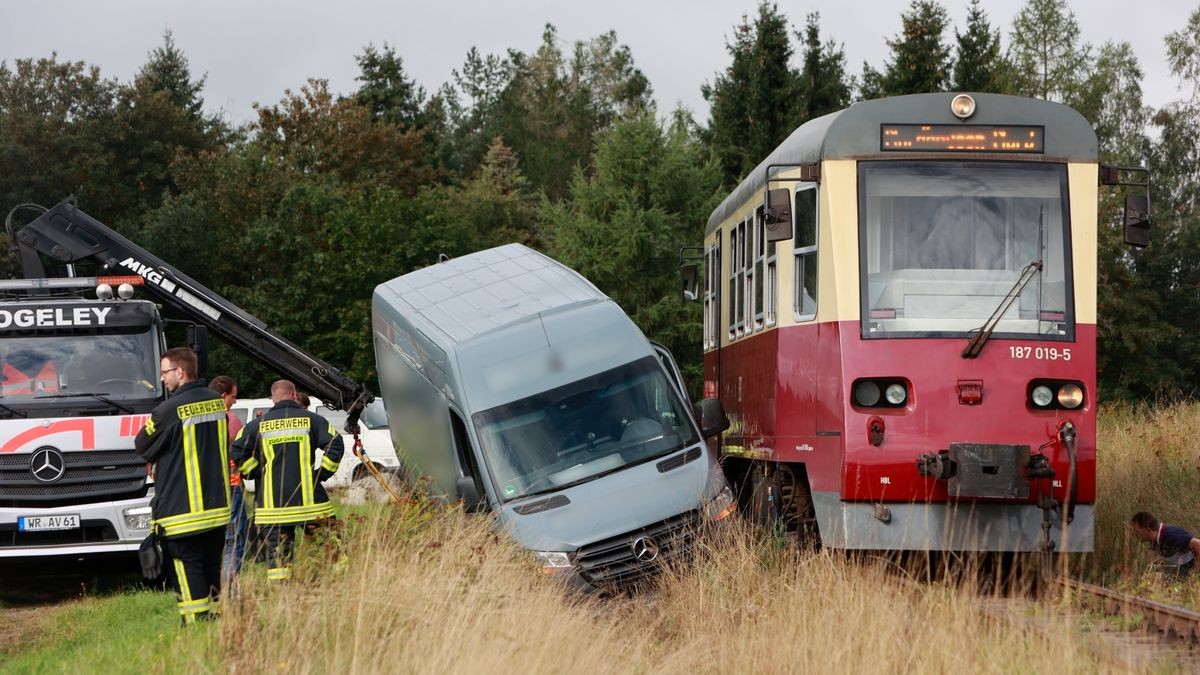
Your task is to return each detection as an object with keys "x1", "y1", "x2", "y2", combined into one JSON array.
[{"x1": 1009, "y1": 346, "x2": 1071, "y2": 361}]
